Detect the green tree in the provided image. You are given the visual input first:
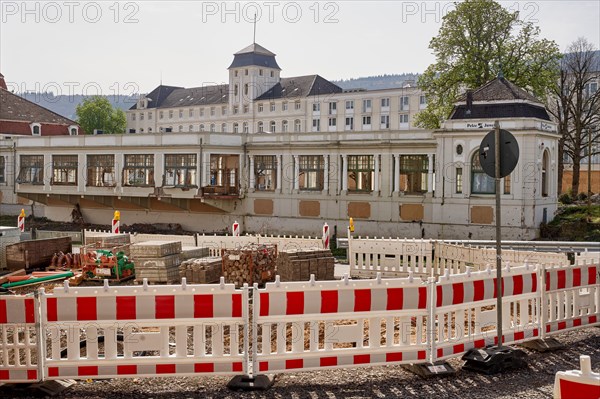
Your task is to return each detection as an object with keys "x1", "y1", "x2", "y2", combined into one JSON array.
[
  {"x1": 415, "y1": 0, "x2": 561, "y2": 128},
  {"x1": 75, "y1": 96, "x2": 126, "y2": 134}
]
